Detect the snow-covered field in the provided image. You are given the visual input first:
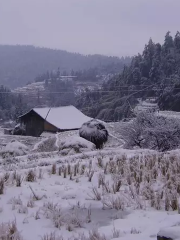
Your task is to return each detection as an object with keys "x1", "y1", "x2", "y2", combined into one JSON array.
[
  {"x1": 0, "y1": 126, "x2": 179, "y2": 240},
  {"x1": 0, "y1": 128, "x2": 41, "y2": 149}
]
